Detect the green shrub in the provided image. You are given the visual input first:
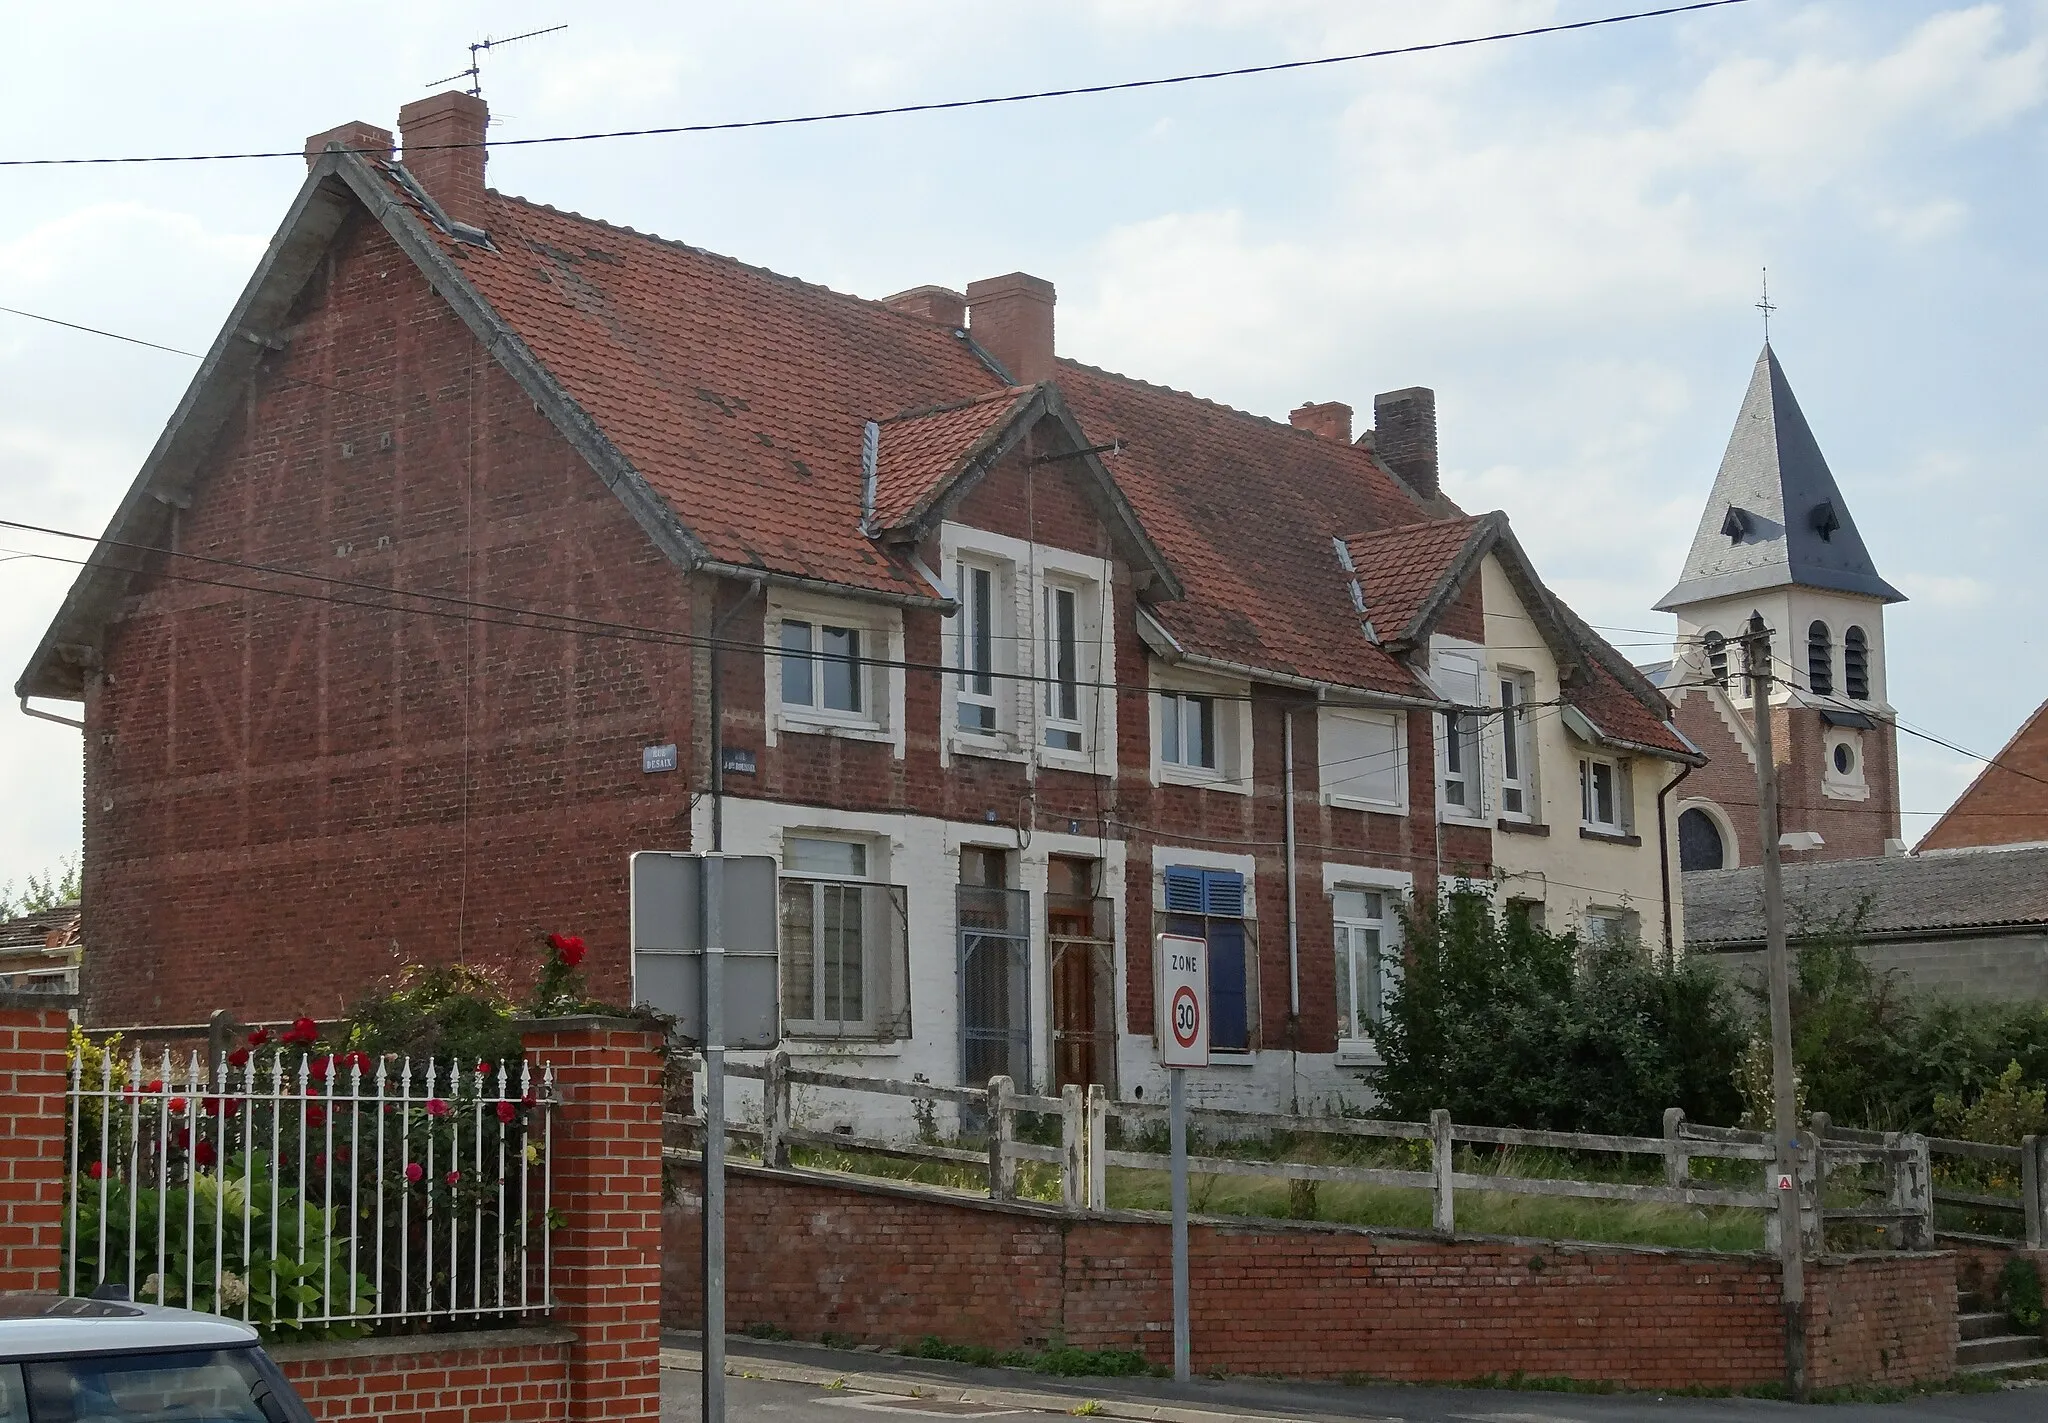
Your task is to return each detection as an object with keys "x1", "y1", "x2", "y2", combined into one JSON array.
[
  {"x1": 341, "y1": 963, "x2": 522, "y2": 1067},
  {"x1": 1373, "y1": 895, "x2": 1747, "y2": 1134},
  {"x1": 1998, "y1": 1256, "x2": 2043, "y2": 1332},
  {"x1": 1934, "y1": 1062, "x2": 2048, "y2": 1147}
]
